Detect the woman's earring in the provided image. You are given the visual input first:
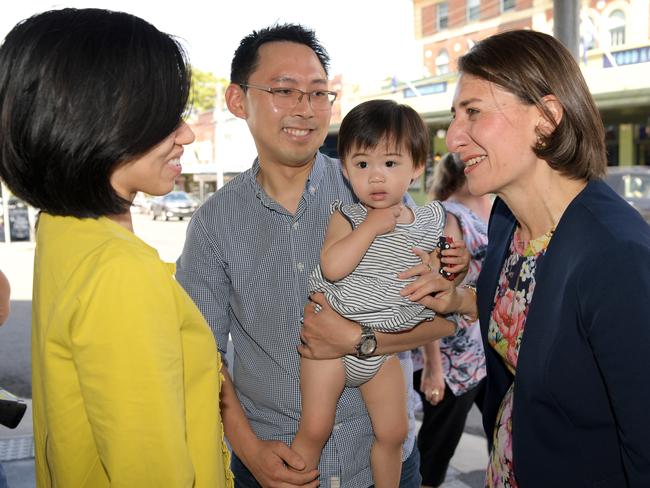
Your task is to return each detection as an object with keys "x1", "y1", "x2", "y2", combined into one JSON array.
[{"x1": 535, "y1": 134, "x2": 547, "y2": 150}]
